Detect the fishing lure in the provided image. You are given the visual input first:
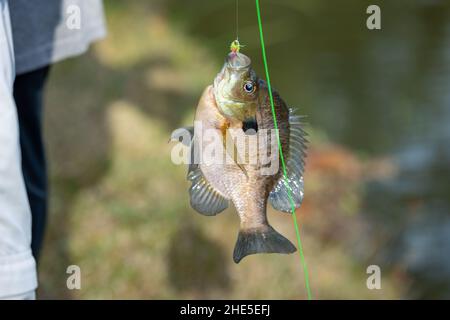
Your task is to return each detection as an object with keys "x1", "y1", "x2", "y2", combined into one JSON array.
[{"x1": 230, "y1": 39, "x2": 244, "y2": 53}]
